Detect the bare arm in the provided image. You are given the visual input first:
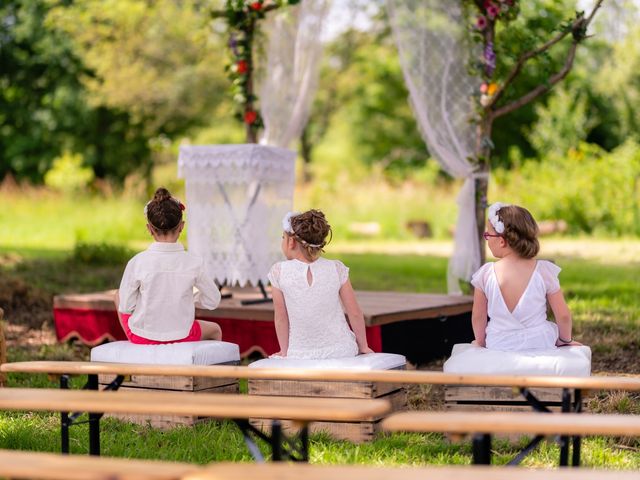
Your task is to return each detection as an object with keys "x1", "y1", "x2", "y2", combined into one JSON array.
[
  {"x1": 271, "y1": 287, "x2": 289, "y2": 356},
  {"x1": 471, "y1": 287, "x2": 488, "y2": 347},
  {"x1": 548, "y1": 289, "x2": 580, "y2": 346},
  {"x1": 339, "y1": 280, "x2": 373, "y2": 354}
]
